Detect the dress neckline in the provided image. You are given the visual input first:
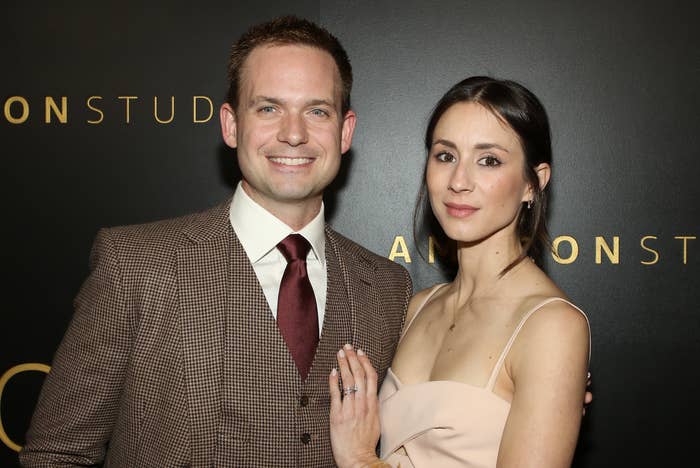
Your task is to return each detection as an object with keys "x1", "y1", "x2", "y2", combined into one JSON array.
[
  {"x1": 392, "y1": 294, "x2": 588, "y2": 393},
  {"x1": 385, "y1": 367, "x2": 512, "y2": 405}
]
